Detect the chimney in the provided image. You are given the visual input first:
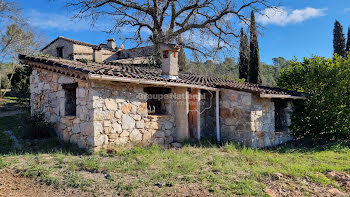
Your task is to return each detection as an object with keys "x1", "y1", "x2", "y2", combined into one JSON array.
[
  {"x1": 107, "y1": 38, "x2": 116, "y2": 49},
  {"x1": 93, "y1": 48, "x2": 102, "y2": 63},
  {"x1": 160, "y1": 43, "x2": 180, "y2": 79}
]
